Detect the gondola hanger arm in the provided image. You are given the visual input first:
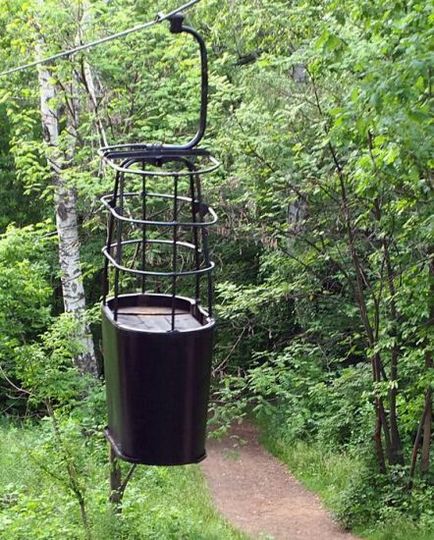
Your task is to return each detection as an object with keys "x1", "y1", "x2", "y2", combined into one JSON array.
[{"x1": 0, "y1": 0, "x2": 201, "y2": 78}]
